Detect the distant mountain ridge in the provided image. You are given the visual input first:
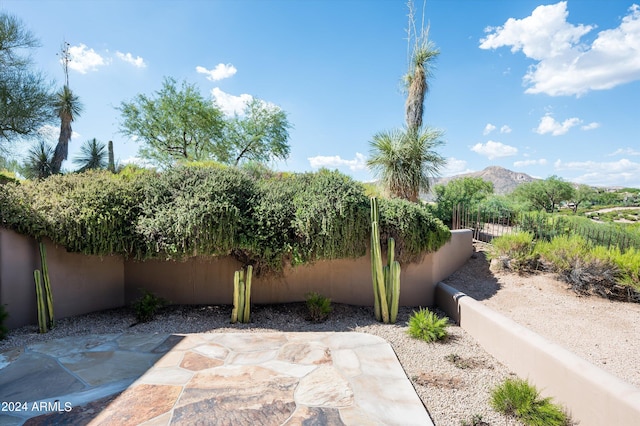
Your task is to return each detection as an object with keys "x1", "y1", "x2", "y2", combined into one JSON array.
[{"x1": 433, "y1": 166, "x2": 537, "y2": 195}]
